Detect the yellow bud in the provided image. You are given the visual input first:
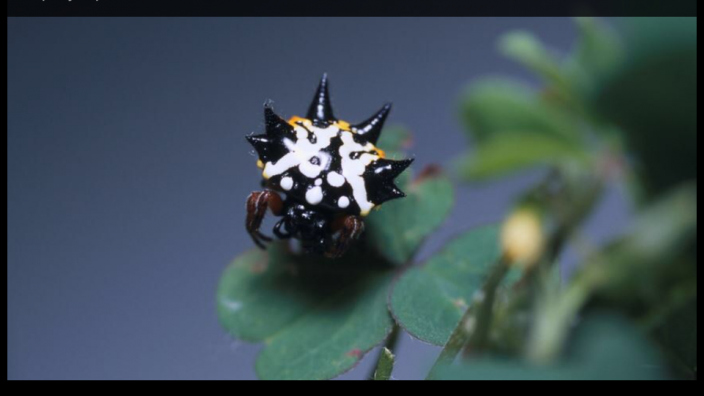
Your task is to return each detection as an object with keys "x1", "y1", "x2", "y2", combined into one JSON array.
[{"x1": 501, "y1": 208, "x2": 544, "y2": 268}]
